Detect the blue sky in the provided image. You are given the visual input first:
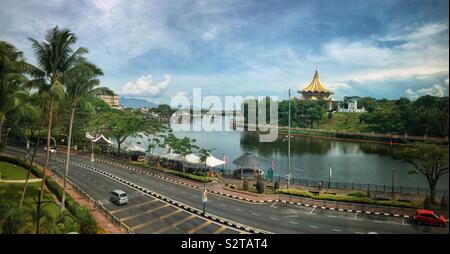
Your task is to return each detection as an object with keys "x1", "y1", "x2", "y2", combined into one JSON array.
[{"x1": 0, "y1": 0, "x2": 448, "y2": 104}]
